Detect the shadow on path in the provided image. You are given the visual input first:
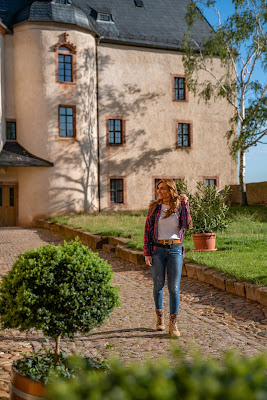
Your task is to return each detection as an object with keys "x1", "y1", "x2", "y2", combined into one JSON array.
[{"x1": 85, "y1": 327, "x2": 171, "y2": 340}]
